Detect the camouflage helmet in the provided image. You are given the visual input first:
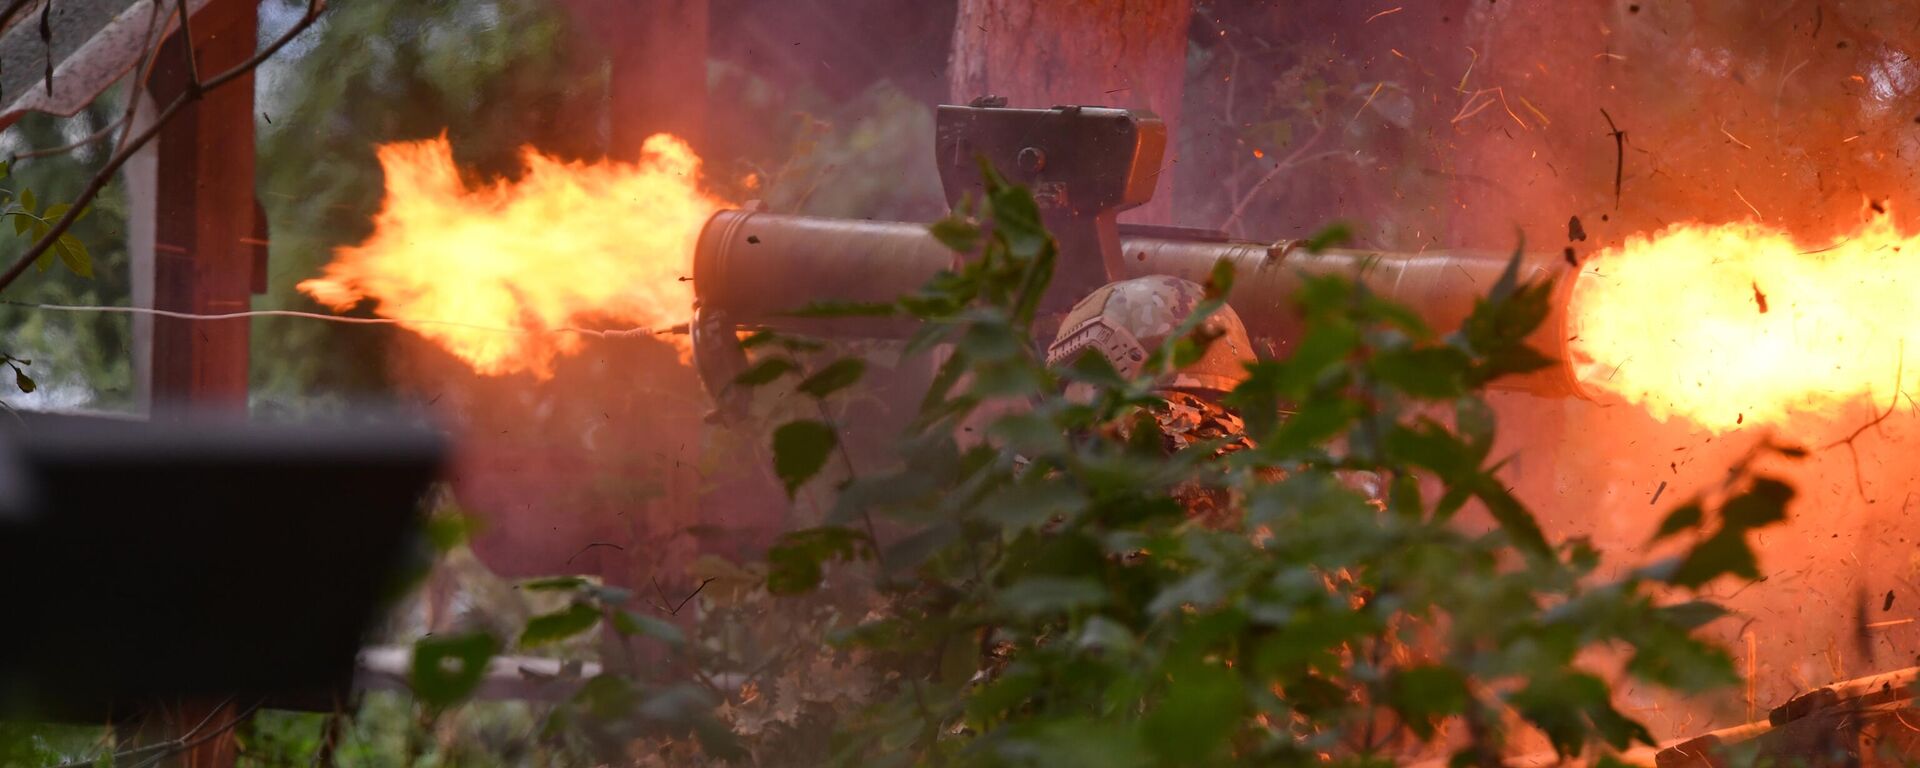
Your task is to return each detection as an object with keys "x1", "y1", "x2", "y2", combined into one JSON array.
[{"x1": 1044, "y1": 275, "x2": 1255, "y2": 396}]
